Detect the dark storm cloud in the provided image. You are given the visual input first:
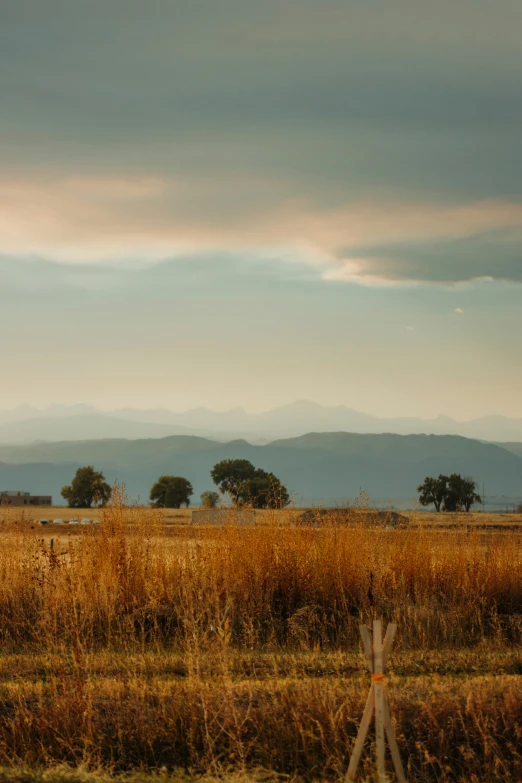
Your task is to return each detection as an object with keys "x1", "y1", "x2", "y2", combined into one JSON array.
[
  {"x1": 1, "y1": 0, "x2": 522, "y2": 282},
  {"x1": 336, "y1": 228, "x2": 522, "y2": 283}
]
